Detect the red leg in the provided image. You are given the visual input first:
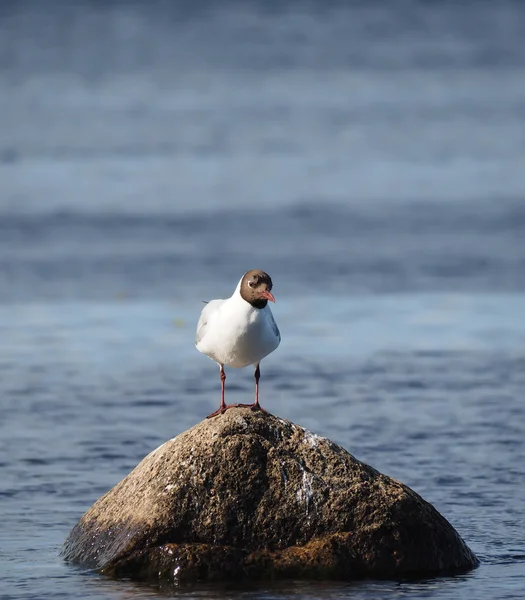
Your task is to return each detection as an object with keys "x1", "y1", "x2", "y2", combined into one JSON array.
[
  {"x1": 207, "y1": 365, "x2": 245, "y2": 418},
  {"x1": 238, "y1": 364, "x2": 268, "y2": 413},
  {"x1": 254, "y1": 363, "x2": 261, "y2": 408},
  {"x1": 207, "y1": 365, "x2": 228, "y2": 418},
  {"x1": 220, "y1": 365, "x2": 226, "y2": 408},
  {"x1": 252, "y1": 364, "x2": 267, "y2": 412},
  {"x1": 237, "y1": 364, "x2": 267, "y2": 412}
]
